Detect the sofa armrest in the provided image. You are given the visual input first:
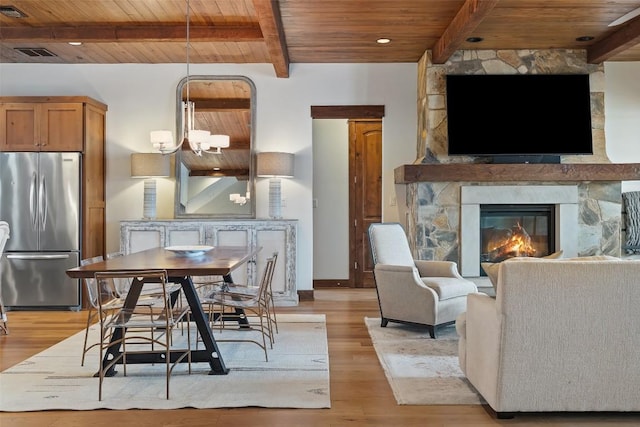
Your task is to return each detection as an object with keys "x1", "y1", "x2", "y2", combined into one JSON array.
[
  {"x1": 464, "y1": 292, "x2": 503, "y2": 409},
  {"x1": 373, "y1": 264, "x2": 438, "y2": 323},
  {"x1": 414, "y1": 260, "x2": 463, "y2": 278}
]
